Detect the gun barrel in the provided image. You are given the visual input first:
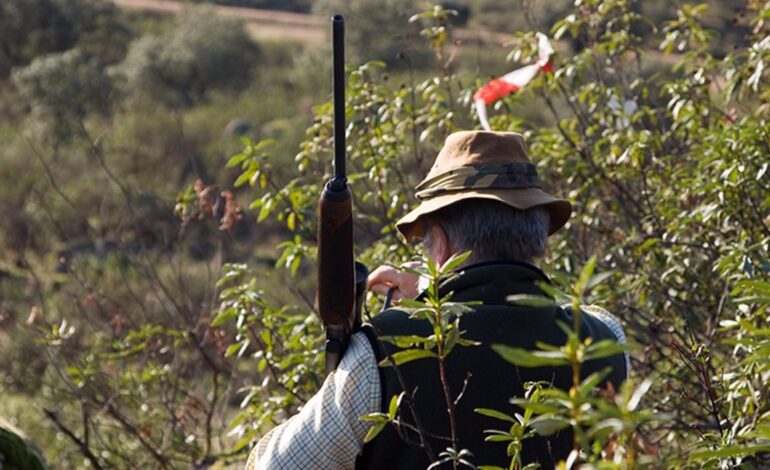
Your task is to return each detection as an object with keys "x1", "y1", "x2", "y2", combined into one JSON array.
[{"x1": 332, "y1": 15, "x2": 345, "y2": 181}]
